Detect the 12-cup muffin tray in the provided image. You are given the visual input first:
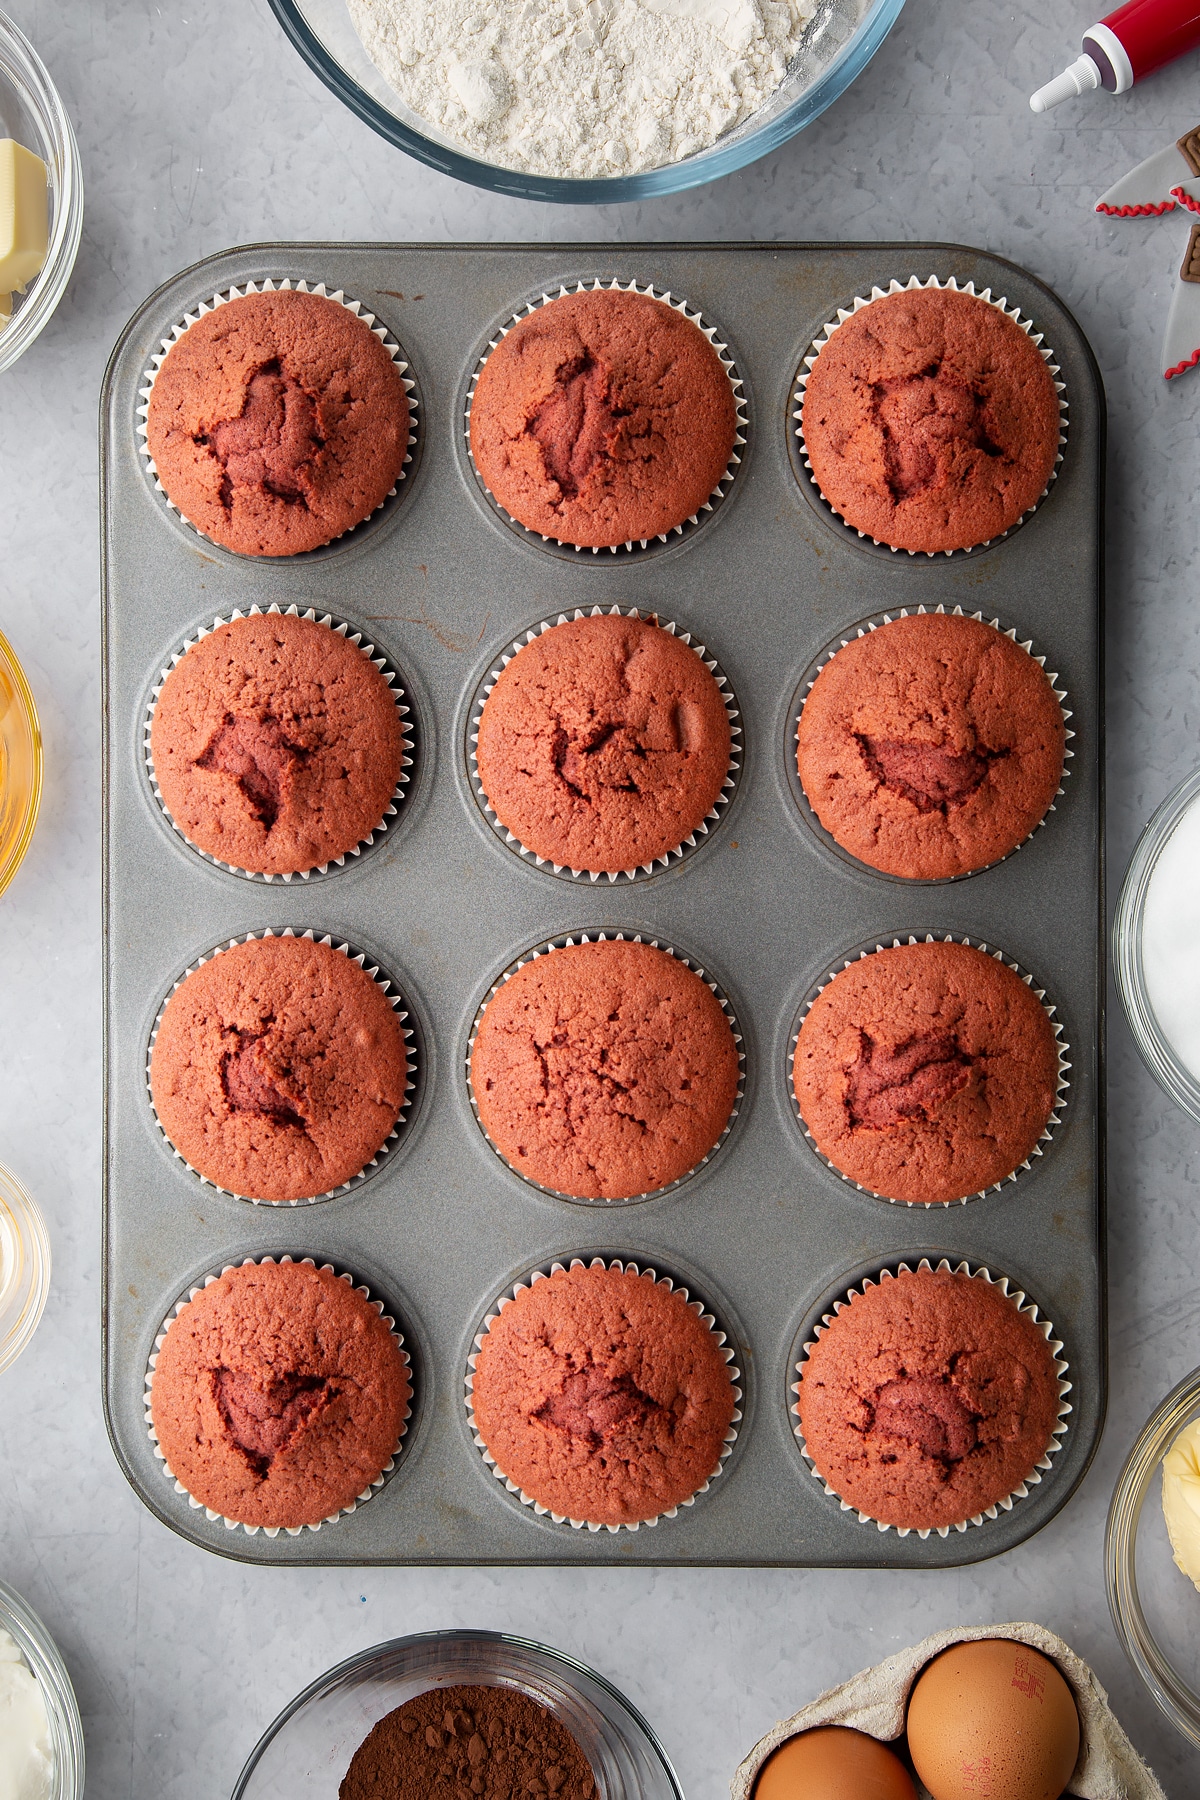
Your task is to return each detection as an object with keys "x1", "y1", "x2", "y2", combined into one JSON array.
[{"x1": 100, "y1": 243, "x2": 1104, "y2": 1566}]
